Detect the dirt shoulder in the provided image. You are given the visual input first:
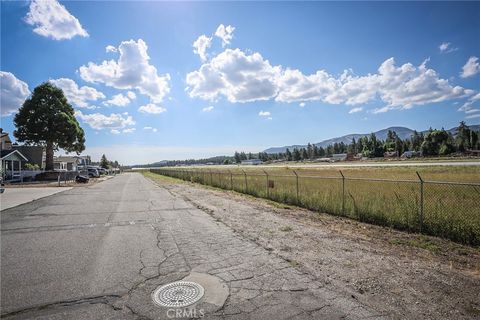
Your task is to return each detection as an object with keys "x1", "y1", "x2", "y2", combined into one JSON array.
[{"x1": 145, "y1": 173, "x2": 480, "y2": 320}]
